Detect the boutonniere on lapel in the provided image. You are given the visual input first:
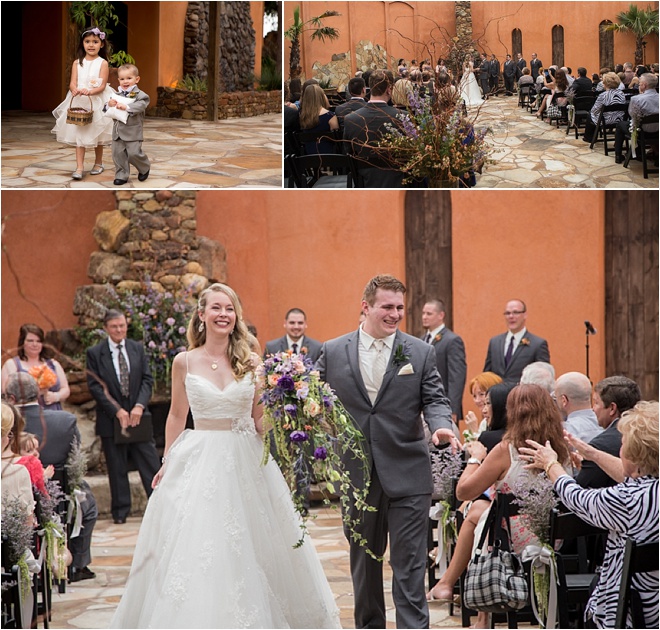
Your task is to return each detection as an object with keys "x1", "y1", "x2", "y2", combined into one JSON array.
[
  {"x1": 520, "y1": 337, "x2": 531, "y2": 346},
  {"x1": 393, "y1": 342, "x2": 414, "y2": 375},
  {"x1": 300, "y1": 346, "x2": 308, "y2": 355},
  {"x1": 433, "y1": 333, "x2": 442, "y2": 343}
]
